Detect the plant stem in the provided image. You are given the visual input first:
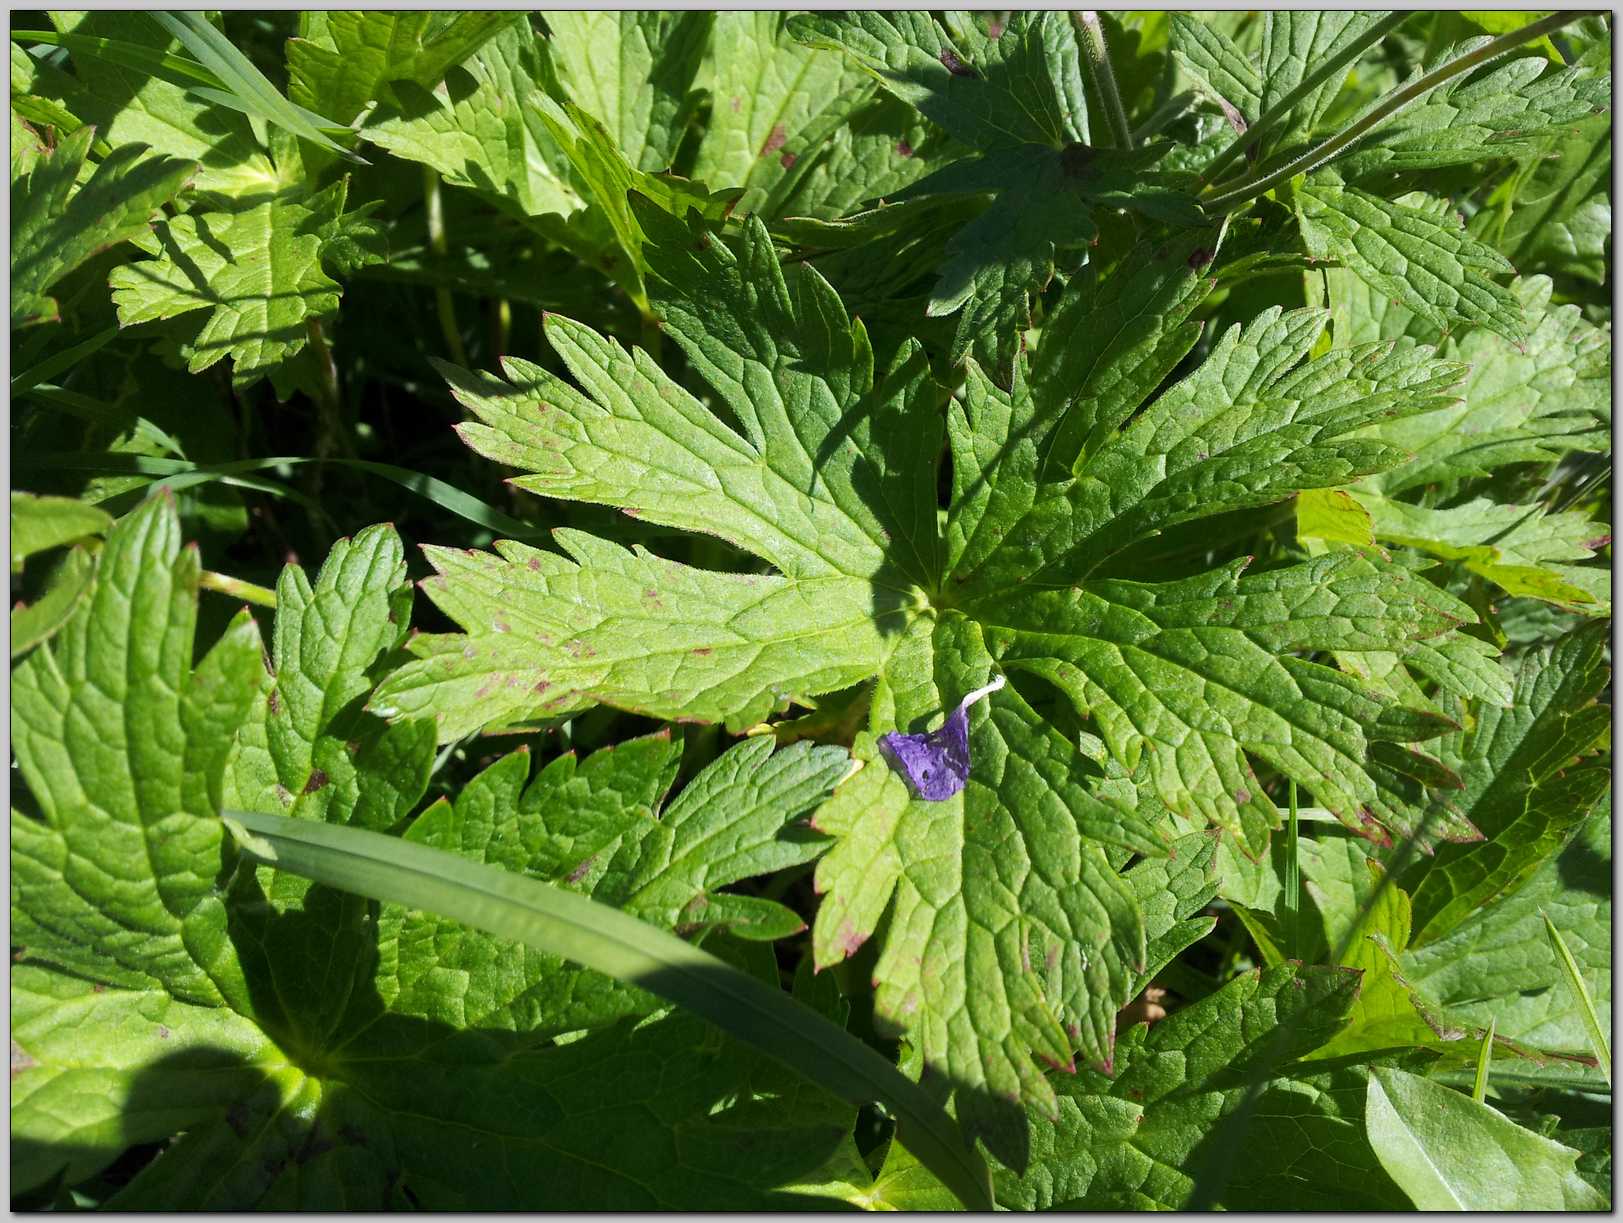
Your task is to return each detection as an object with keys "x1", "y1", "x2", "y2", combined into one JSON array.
[
  {"x1": 200, "y1": 569, "x2": 277, "y2": 608},
  {"x1": 1471, "y1": 1016, "x2": 1496, "y2": 1103},
  {"x1": 1075, "y1": 11, "x2": 1134, "y2": 150},
  {"x1": 423, "y1": 164, "x2": 468, "y2": 366},
  {"x1": 304, "y1": 317, "x2": 345, "y2": 500},
  {"x1": 1283, "y1": 781, "x2": 1301, "y2": 961},
  {"x1": 1201, "y1": 12, "x2": 1410, "y2": 187},
  {"x1": 1203, "y1": 10, "x2": 1587, "y2": 215}
]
